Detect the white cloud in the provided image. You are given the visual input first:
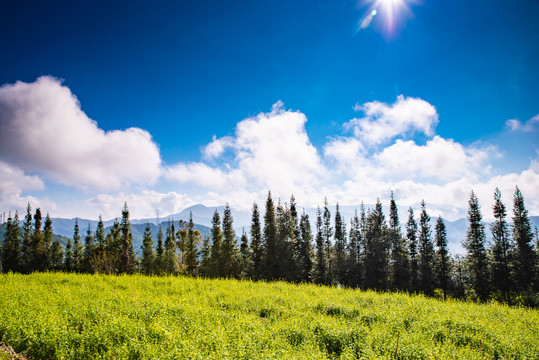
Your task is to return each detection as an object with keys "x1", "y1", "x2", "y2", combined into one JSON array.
[
  {"x1": 203, "y1": 135, "x2": 234, "y2": 159},
  {"x1": 347, "y1": 95, "x2": 439, "y2": 145},
  {"x1": 505, "y1": 114, "x2": 539, "y2": 132},
  {"x1": 0, "y1": 76, "x2": 162, "y2": 190}
]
